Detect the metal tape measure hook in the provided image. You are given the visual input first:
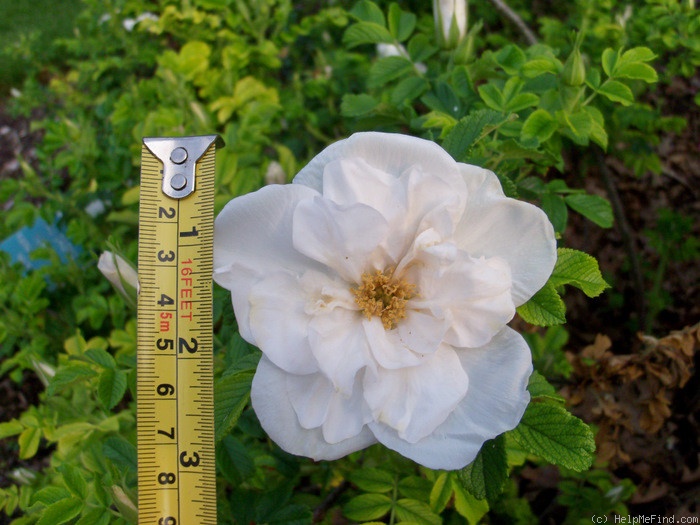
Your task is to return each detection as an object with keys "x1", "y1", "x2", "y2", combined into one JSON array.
[{"x1": 143, "y1": 135, "x2": 224, "y2": 199}]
